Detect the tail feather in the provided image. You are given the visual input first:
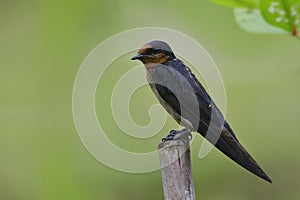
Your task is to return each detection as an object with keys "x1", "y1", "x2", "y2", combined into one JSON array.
[{"x1": 210, "y1": 127, "x2": 272, "y2": 183}]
